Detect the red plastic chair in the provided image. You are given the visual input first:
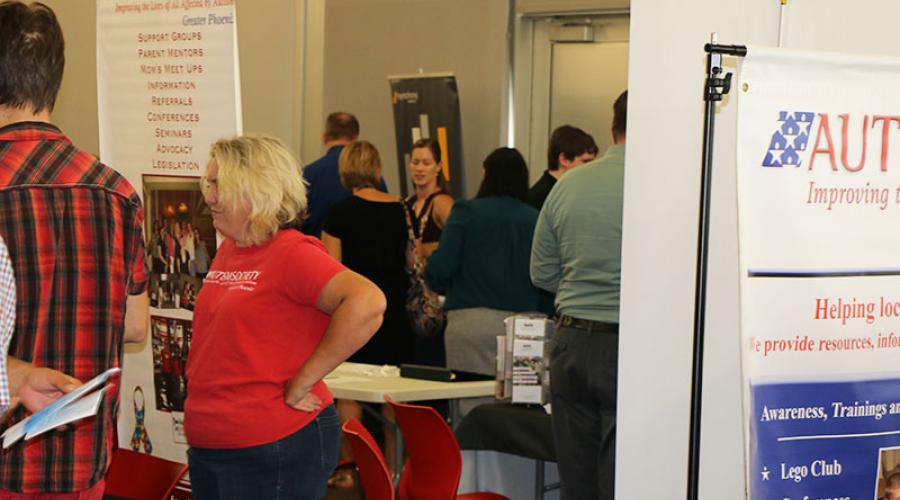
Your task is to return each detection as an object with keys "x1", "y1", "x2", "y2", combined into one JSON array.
[
  {"x1": 104, "y1": 448, "x2": 188, "y2": 500},
  {"x1": 385, "y1": 396, "x2": 509, "y2": 500},
  {"x1": 342, "y1": 419, "x2": 395, "y2": 500}
]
